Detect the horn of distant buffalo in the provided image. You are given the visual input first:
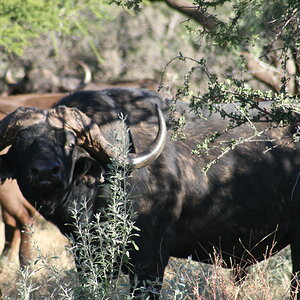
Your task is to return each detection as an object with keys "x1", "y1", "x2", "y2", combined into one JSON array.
[
  {"x1": 4, "y1": 68, "x2": 17, "y2": 85},
  {"x1": 74, "y1": 60, "x2": 92, "y2": 86}
]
